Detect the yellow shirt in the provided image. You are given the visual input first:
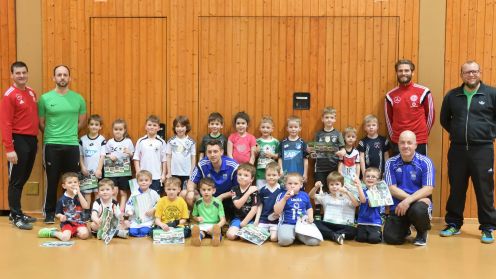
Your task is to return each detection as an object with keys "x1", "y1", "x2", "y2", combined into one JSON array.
[{"x1": 155, "y1": 196, "x2": 189, "y2": 224}]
